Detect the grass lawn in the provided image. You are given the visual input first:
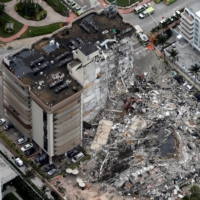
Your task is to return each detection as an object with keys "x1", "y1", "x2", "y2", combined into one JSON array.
[
  {"x1": 107, "y1": 0, "x2": 142, "y2": 7},
  {"x1": 0, "y1": 13, "x2": 23, "y2": 38},
  {"x1": 0, "y1": 0, "x2": 11, "y2": 2},
  {"x1": 20, "y1": 22, "x2": 63, "y2": 38},
  {"x1": 44, "y1": 0, "x2": 69, "y2": 16}
]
